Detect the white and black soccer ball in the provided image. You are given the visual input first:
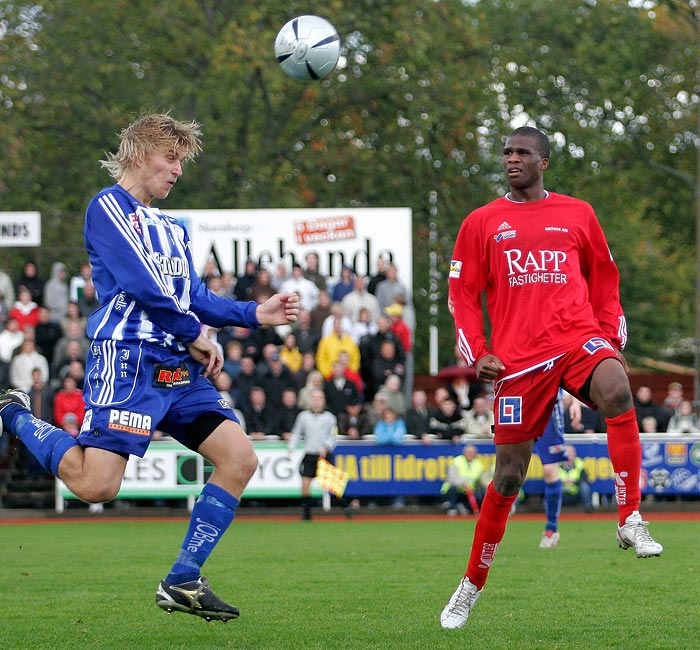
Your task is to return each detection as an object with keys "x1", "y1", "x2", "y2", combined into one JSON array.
[{"x1": 274, "y1": 15, "x2": 340, "y2": 81}]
